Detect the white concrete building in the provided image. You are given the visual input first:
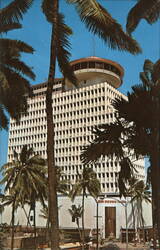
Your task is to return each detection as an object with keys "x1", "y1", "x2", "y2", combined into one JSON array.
[
  {"x1": 8, "y1": 56, "x2": 145, "y2": 194},
  {"x1": 6, "y1": 57, "x2": 148, "y2": 238}
]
